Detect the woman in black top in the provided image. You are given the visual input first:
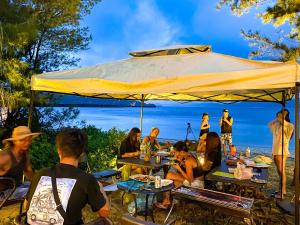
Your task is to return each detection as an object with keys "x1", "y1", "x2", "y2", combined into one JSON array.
[
  {"x1": 119, "y1": 127, "x2": 141, "y2": 159},
  {"x1": 119, "y1": 127, "x2": 144, "y2": 174},
  {"x1": 157, "y1": 141, "x2": 202, "y2": 209},
  {"x1": 199, "y1": 112, "x2": 210, "y2": 138}
]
